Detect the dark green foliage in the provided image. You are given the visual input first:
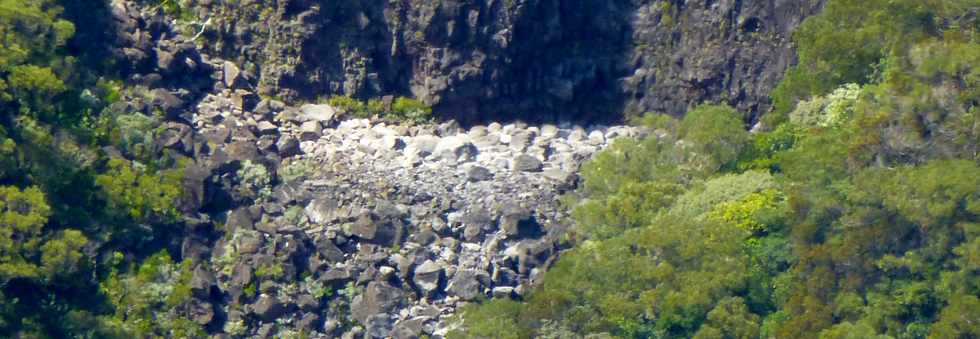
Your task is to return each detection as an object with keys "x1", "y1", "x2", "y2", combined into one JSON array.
[
  {"x1": 457, "y1": 1, "x2": 980, "y2": 337},
  {"x1": 0, "y1": 0, "x2": 198, "y2": 337}
]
